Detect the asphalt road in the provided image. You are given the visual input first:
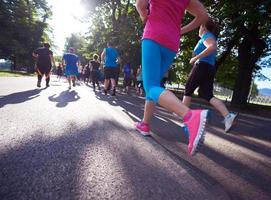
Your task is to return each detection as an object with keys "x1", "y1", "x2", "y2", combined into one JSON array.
[{"x1": 0, "y1": 76, "x2": 270, "y2": 200}]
